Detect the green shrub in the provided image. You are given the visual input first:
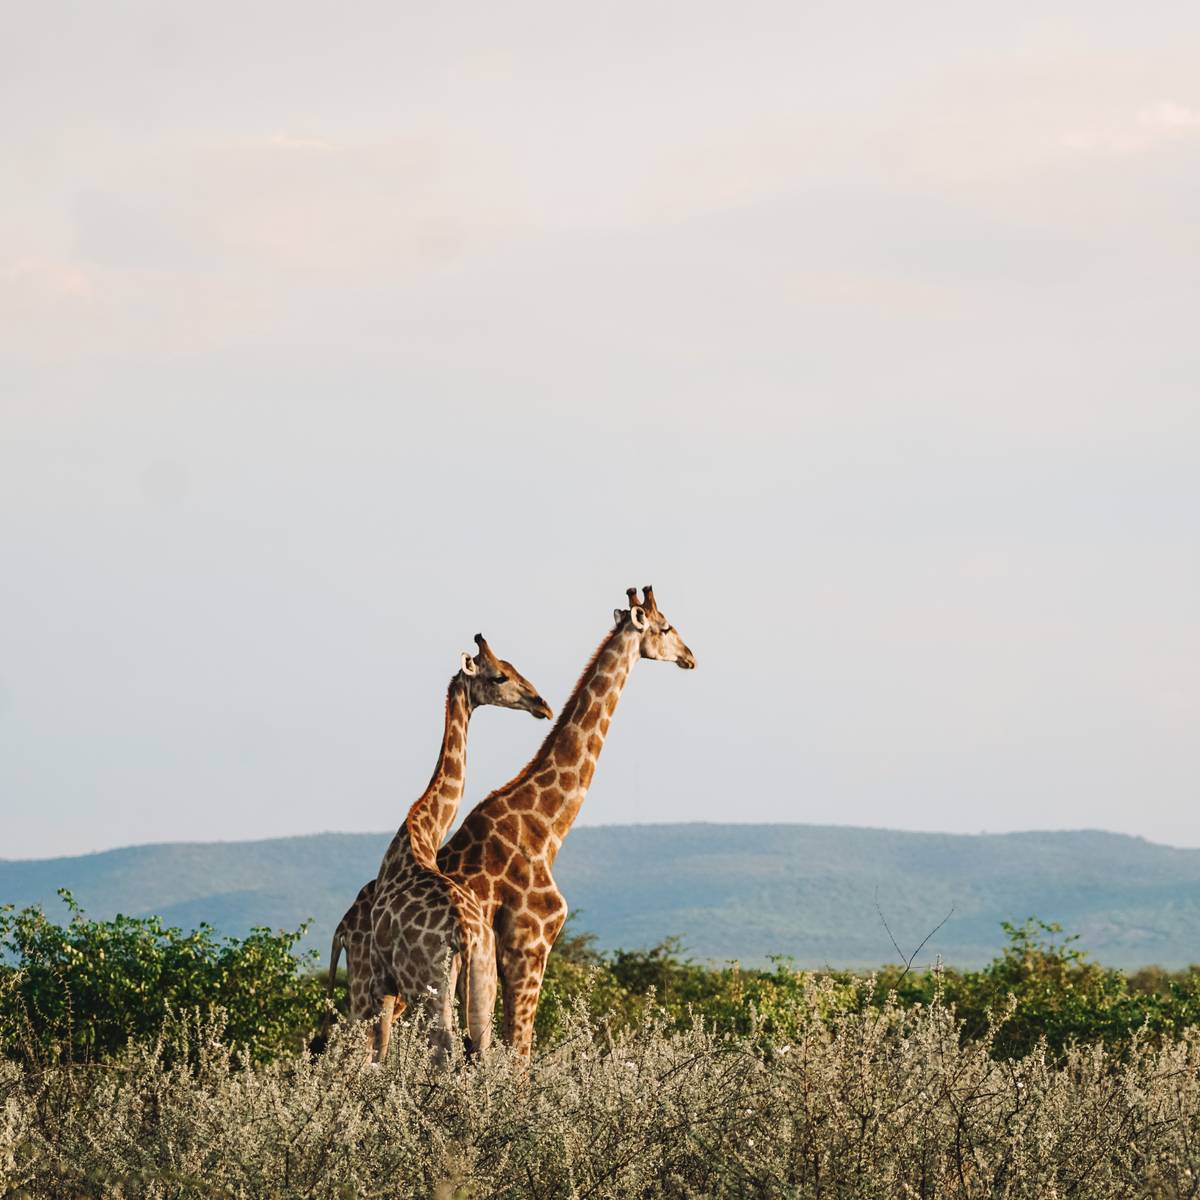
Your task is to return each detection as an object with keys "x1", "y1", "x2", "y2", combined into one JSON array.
[
  {"x1": 538, "y1": 916, "x2": 1200, "y2": 1060},
  {"x1": 878, "y1": 918, "x2": 1200, "y2": 1058},
  {"x1": 6, "y1": 895, "x2": 1200, "y2": 1071},
  {"x1": 0, "y1": 891, "x2": 327, "y2": 1063}
]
